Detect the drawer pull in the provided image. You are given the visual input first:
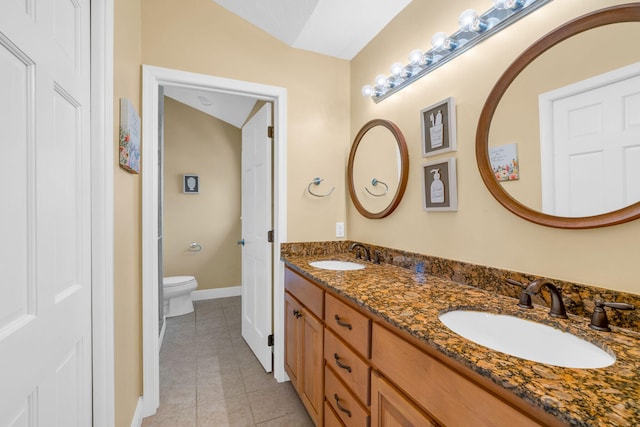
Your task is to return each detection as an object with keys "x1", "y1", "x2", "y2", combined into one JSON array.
[
  {"x1": 334, "y1": 393, "x2": 352, "y2": 418},
  {"x1": 333, "y1": 353, "x2": 352, "y2": 373},
  {"x1": 334, "y1": 314, "x2": 352, "y2": 330},
  {"x1": 292, "y1": 309, "x2": 302, "y2": 319}
]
